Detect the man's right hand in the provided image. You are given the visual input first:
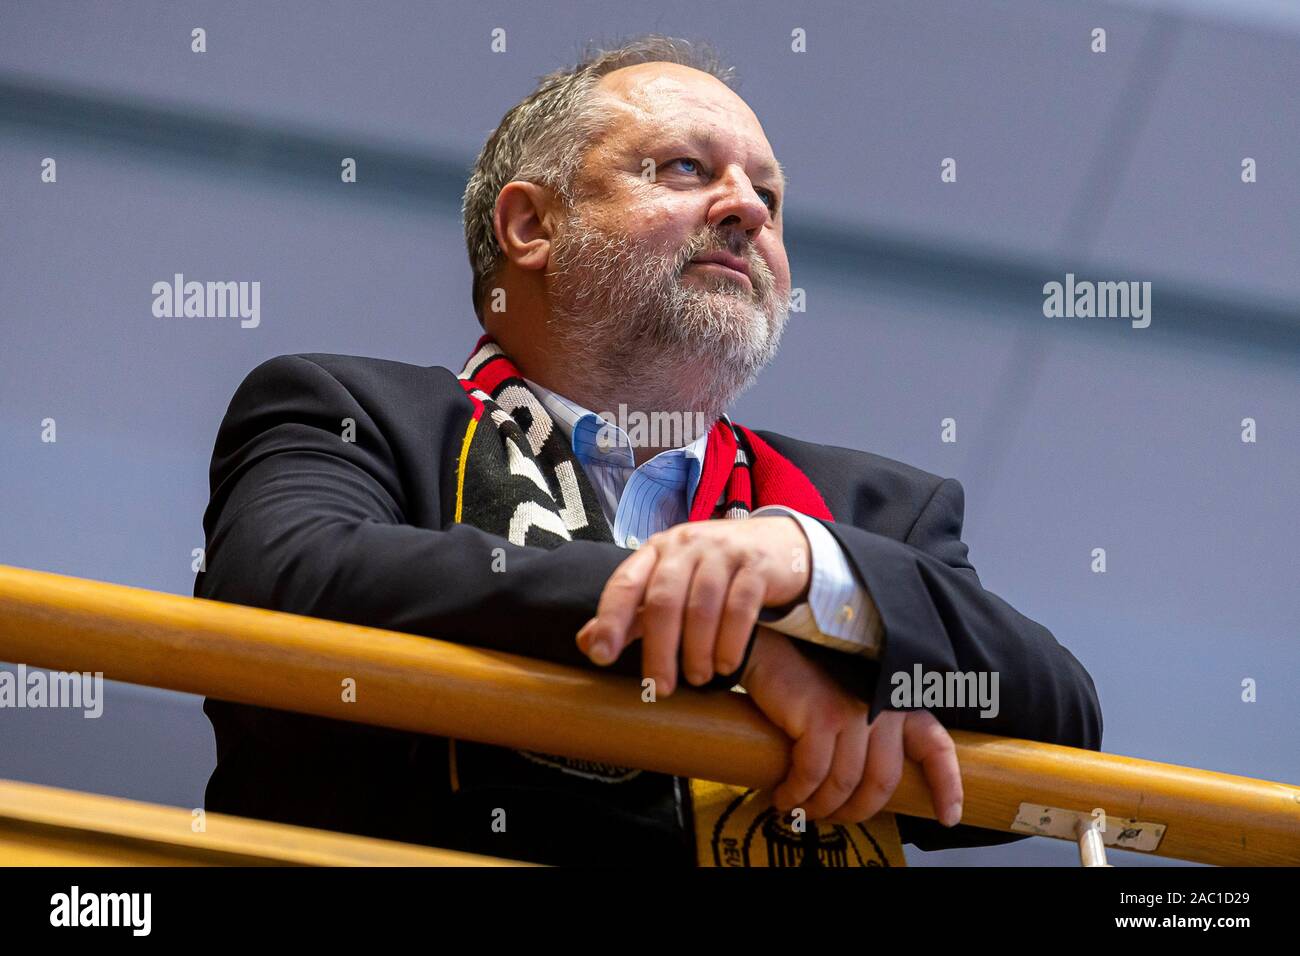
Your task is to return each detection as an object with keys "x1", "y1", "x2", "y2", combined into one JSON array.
[{"x1": 739, "y1": 626, "x2": 964, "y2": 828}]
